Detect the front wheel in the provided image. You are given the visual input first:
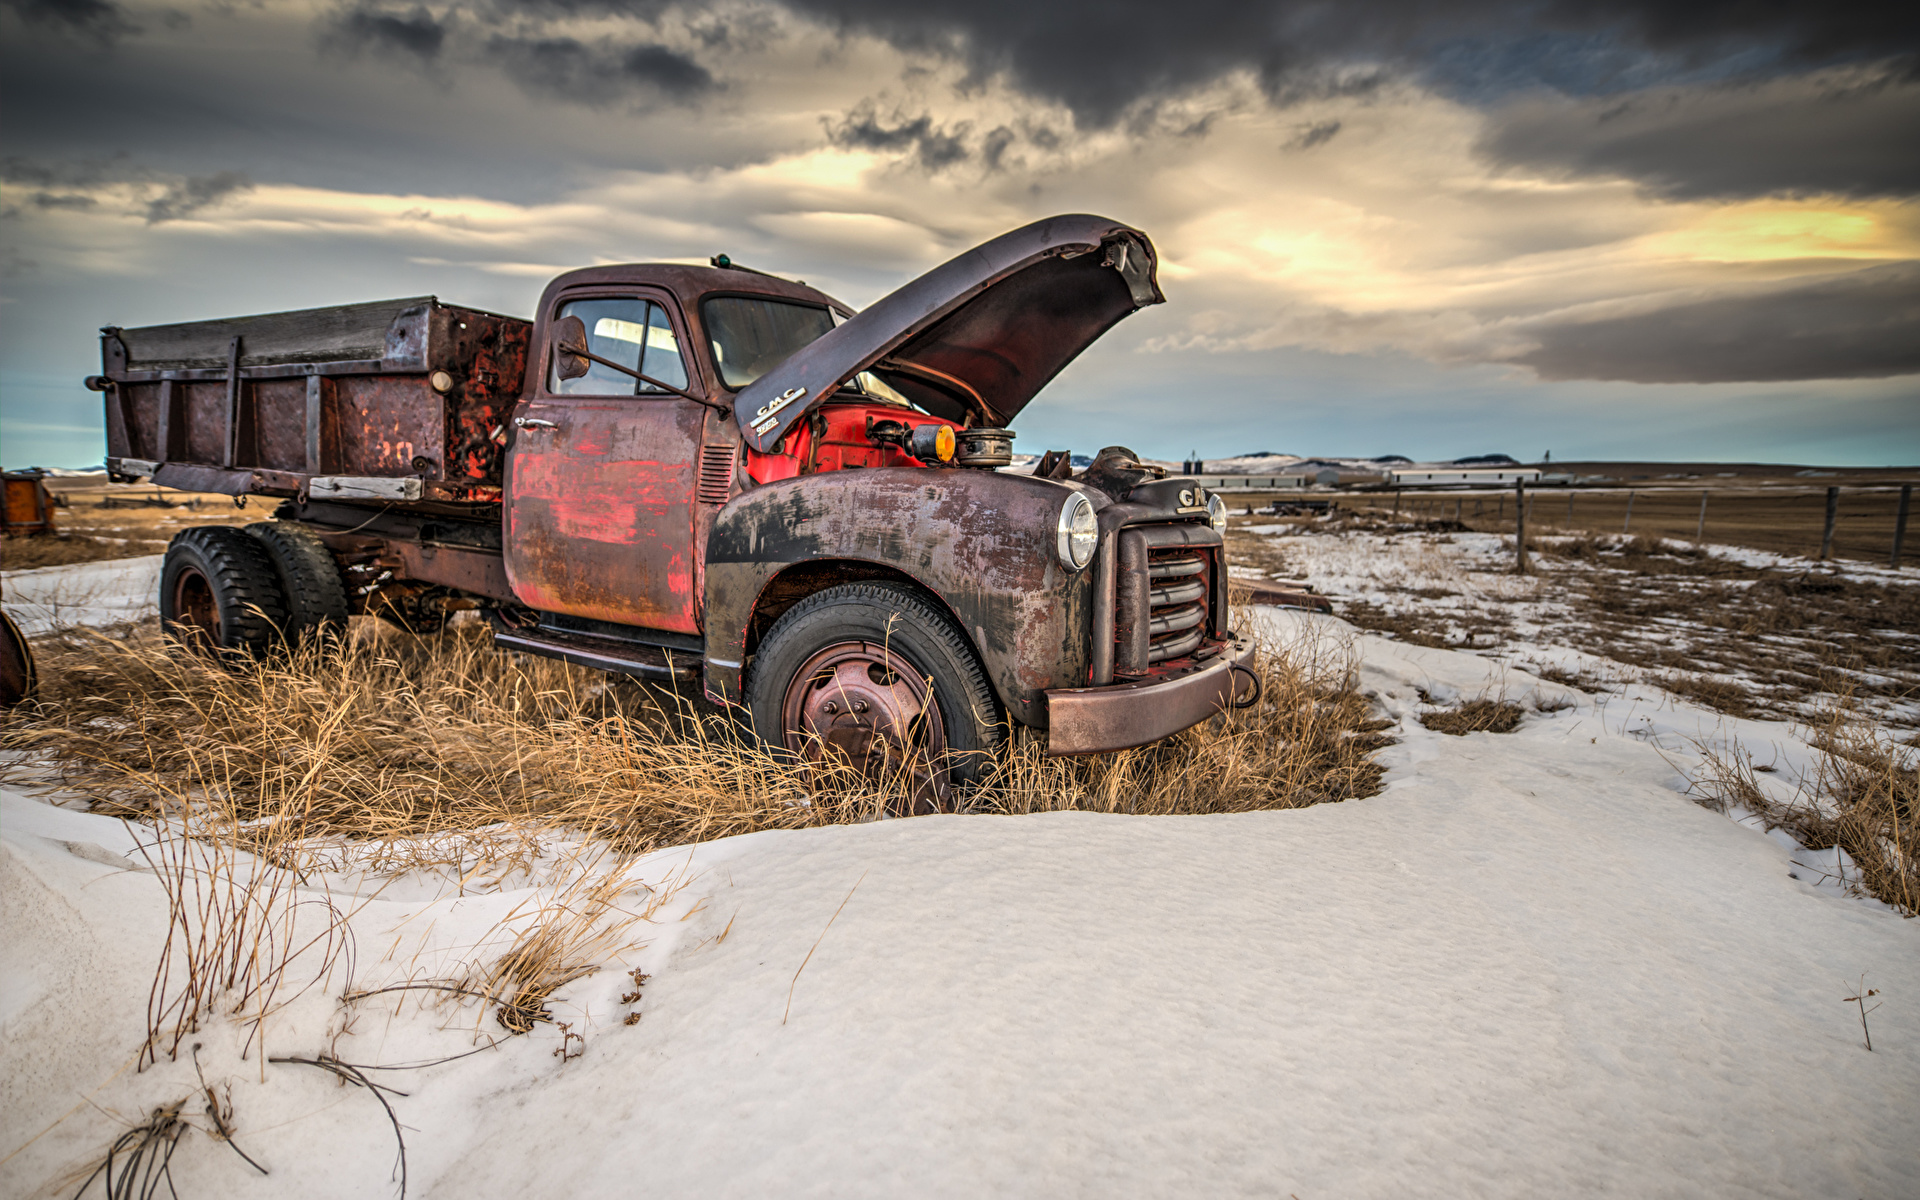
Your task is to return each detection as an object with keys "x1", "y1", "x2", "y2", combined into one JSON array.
[{"x1": 746, "y1": 582, "x2": 1003, "y2": 814}]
